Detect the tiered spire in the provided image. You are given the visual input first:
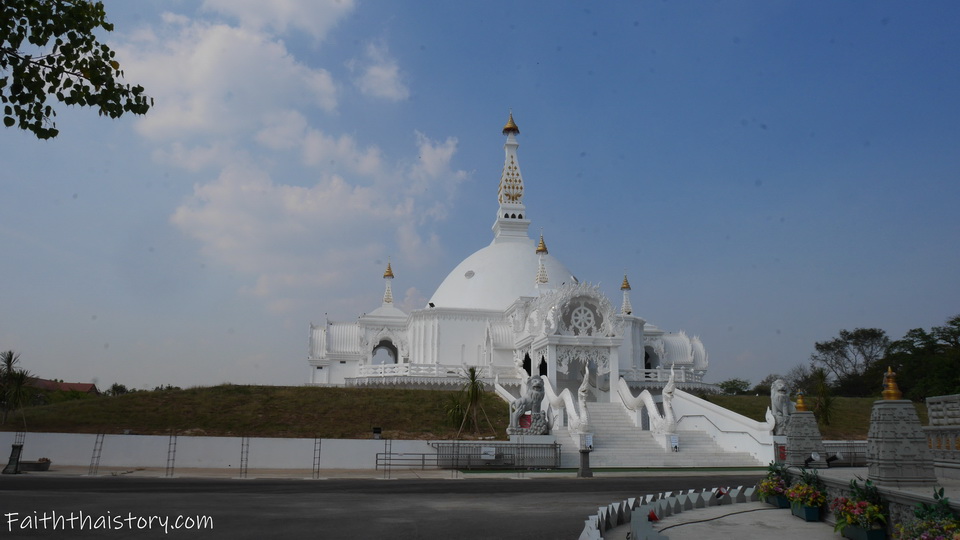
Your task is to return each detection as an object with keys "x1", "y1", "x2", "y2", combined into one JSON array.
[
  {"x1": 535, "y1": 232, "x2": 549, "y2": 287},
  {"x1": 382, "y1": 260, "x2": 394, "y2": 304},
  {"x1": 620, "y1": 273, "x2": 632, "y2": 315},
  {"x1": 492, "y1": 111, "x2": 530, "y2": 242}
]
